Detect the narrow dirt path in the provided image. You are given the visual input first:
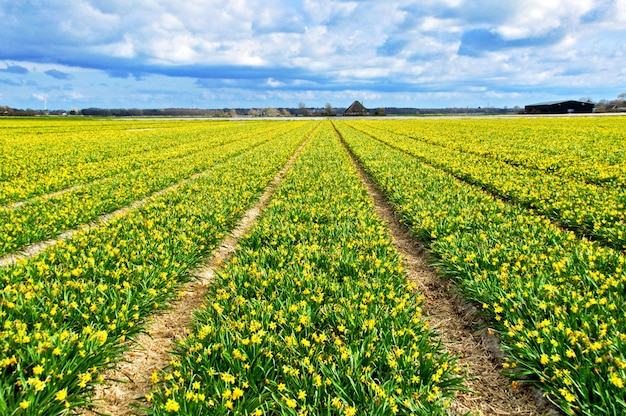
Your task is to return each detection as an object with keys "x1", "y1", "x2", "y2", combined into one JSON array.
[
  {"x1": 83, "y1": 136, "x2": 311, "y2": 416},
  {"x1": 334, "y1": 124, "x2": 560, "y2": 416},
  {"x1": 2, "y1": 183, "x2": 86, "y2": 211}
]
